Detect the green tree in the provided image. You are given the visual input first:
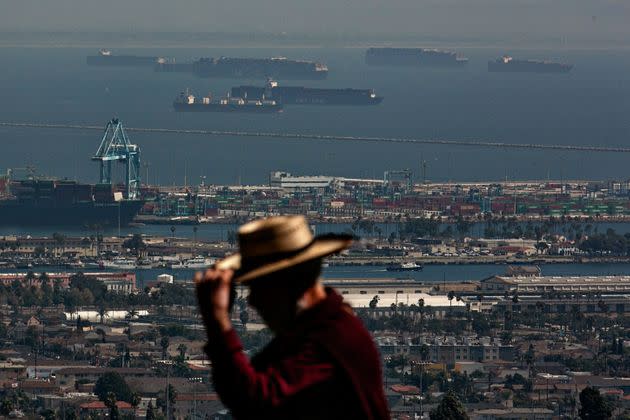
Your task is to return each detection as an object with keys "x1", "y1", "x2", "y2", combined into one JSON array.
[
  {"x1": 418, "y1": 298, "x2": 426, "y2": 335},
  {"x1": 239, "y1": 308, "x2": 250, "y2": 327},
  {"x1": 227, "y1": 229, "x2": 237, "y2": 246},
  {"x1": 146, "y1": 401, "x2": 157, "y2": 420},
  {"x1": 579, "y1": 387, "x2": 611, "y2": 419},
  {"x1": 0, "y1": 398, "x2": 14, "y2": 415},
  {"x1": 105, "y1": 392, "x2": 120, "y2": 420},
  {"x1": 160, "y1": 336, "x2": 170, "y2": 359},
  {"x1": 430, "y1": 390, "x2": 469, "y2": 420},
  {"x1": 52, "y1": 232, "x2": 66, "y2": 256},
  {"x1": 177, "y1": 343, "x2": 187, "y2": 359},
  {"x1": 94, "y1": 372, "x2": 132, "y2": 403},
  {"x1": 447, "y1": 290, "x2": 455, "y2": 315},
  {"x1": 123, "y1": 233, "x2": 145, "y2": 256}
]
